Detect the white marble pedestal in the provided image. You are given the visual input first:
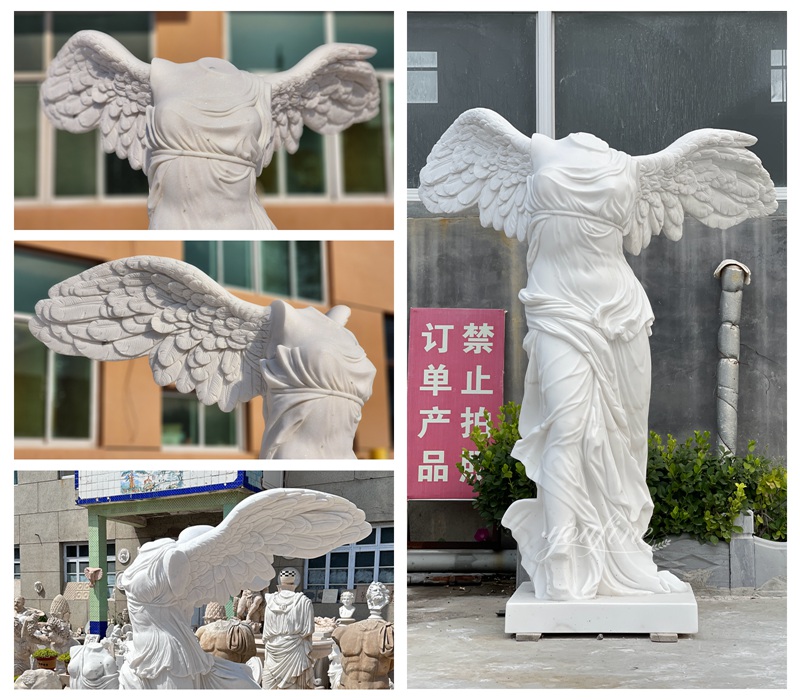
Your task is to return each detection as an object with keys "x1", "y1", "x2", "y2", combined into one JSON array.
[{"x1": 505, "y1": 582, "x2": 698, "y2": 637}]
